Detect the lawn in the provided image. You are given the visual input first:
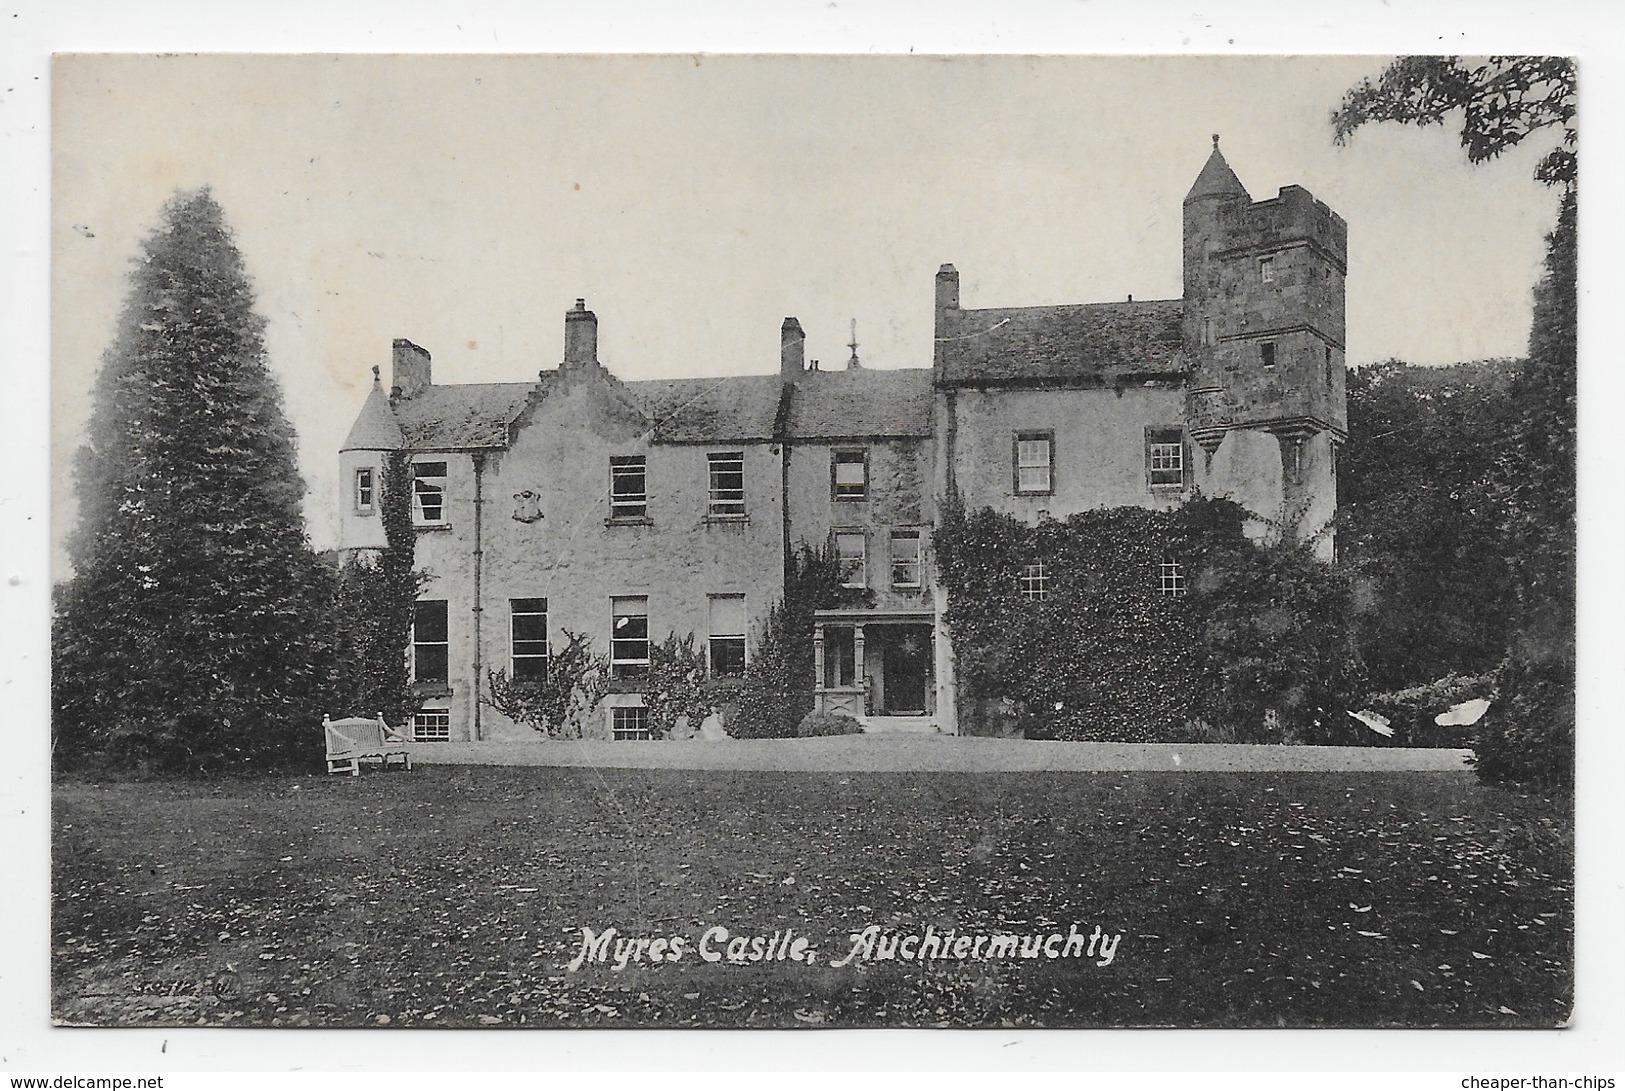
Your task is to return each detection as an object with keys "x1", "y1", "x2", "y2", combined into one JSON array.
[{"x1": 51, "y1": 765, "x2": 1572, "y2": 1028}]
